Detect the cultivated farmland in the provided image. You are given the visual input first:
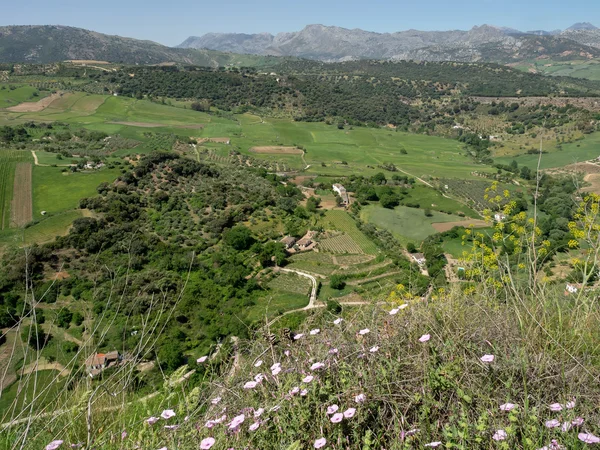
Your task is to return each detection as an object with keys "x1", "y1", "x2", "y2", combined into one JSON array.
[
  {"x1": 0, "y1": 150, "x2": 32, "y2": 230},
  {"x1": 10, "y1": 163, "x2": 33, "y2": 227},
  {"x1": 319, "y1": 210, "x2": 378, "y2": 254},
  {"x1": 319, "y1": 234, "x2": 363, "y2": 254}
]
